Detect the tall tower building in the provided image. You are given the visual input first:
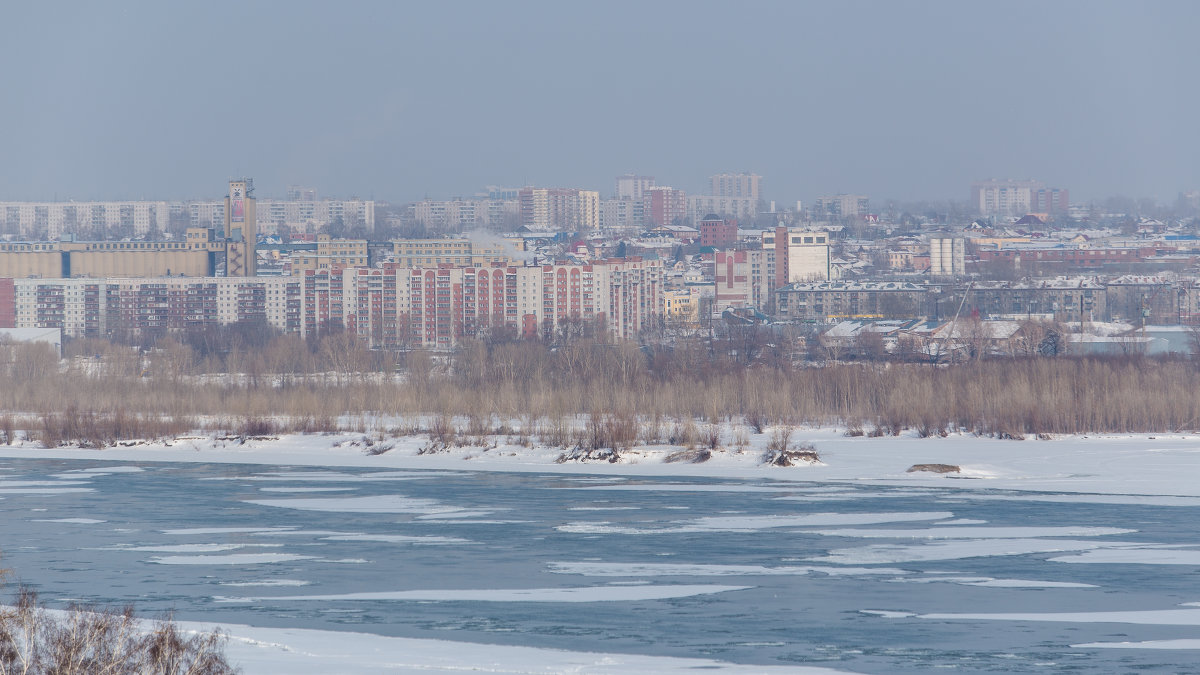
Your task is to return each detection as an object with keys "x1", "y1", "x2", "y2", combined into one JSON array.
[
  {"x1": 710, "y1": 173, "x2": 761, "y2": 201},
  {"x1": 224, "y1": 178, "x2": 257, "y2": 276},
  {"x1": 615, "y1": 175, "x2": 656, "y2": 202},
  {"x1": 642, "y1": 186, "x2": 687, "y2": 228}
]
